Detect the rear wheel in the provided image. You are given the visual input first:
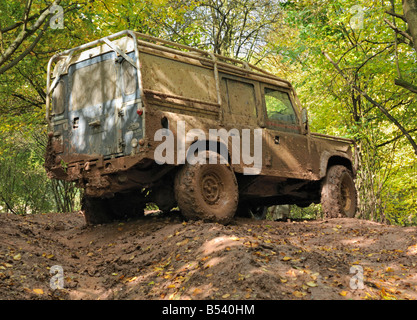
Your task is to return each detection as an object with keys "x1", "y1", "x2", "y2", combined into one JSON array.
[
  {"x1": 174, "y1": 151, "x2": 238, "y2": 225},
  {"x1": 81, "y1": 190, "x2": 146, "y2": 225},
  {"x1": 321, "y1": 165, "x2": 357, "y2": 218},
  {"x1": 81, "y1": 196, "x2": 113, "y2": 225}
]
